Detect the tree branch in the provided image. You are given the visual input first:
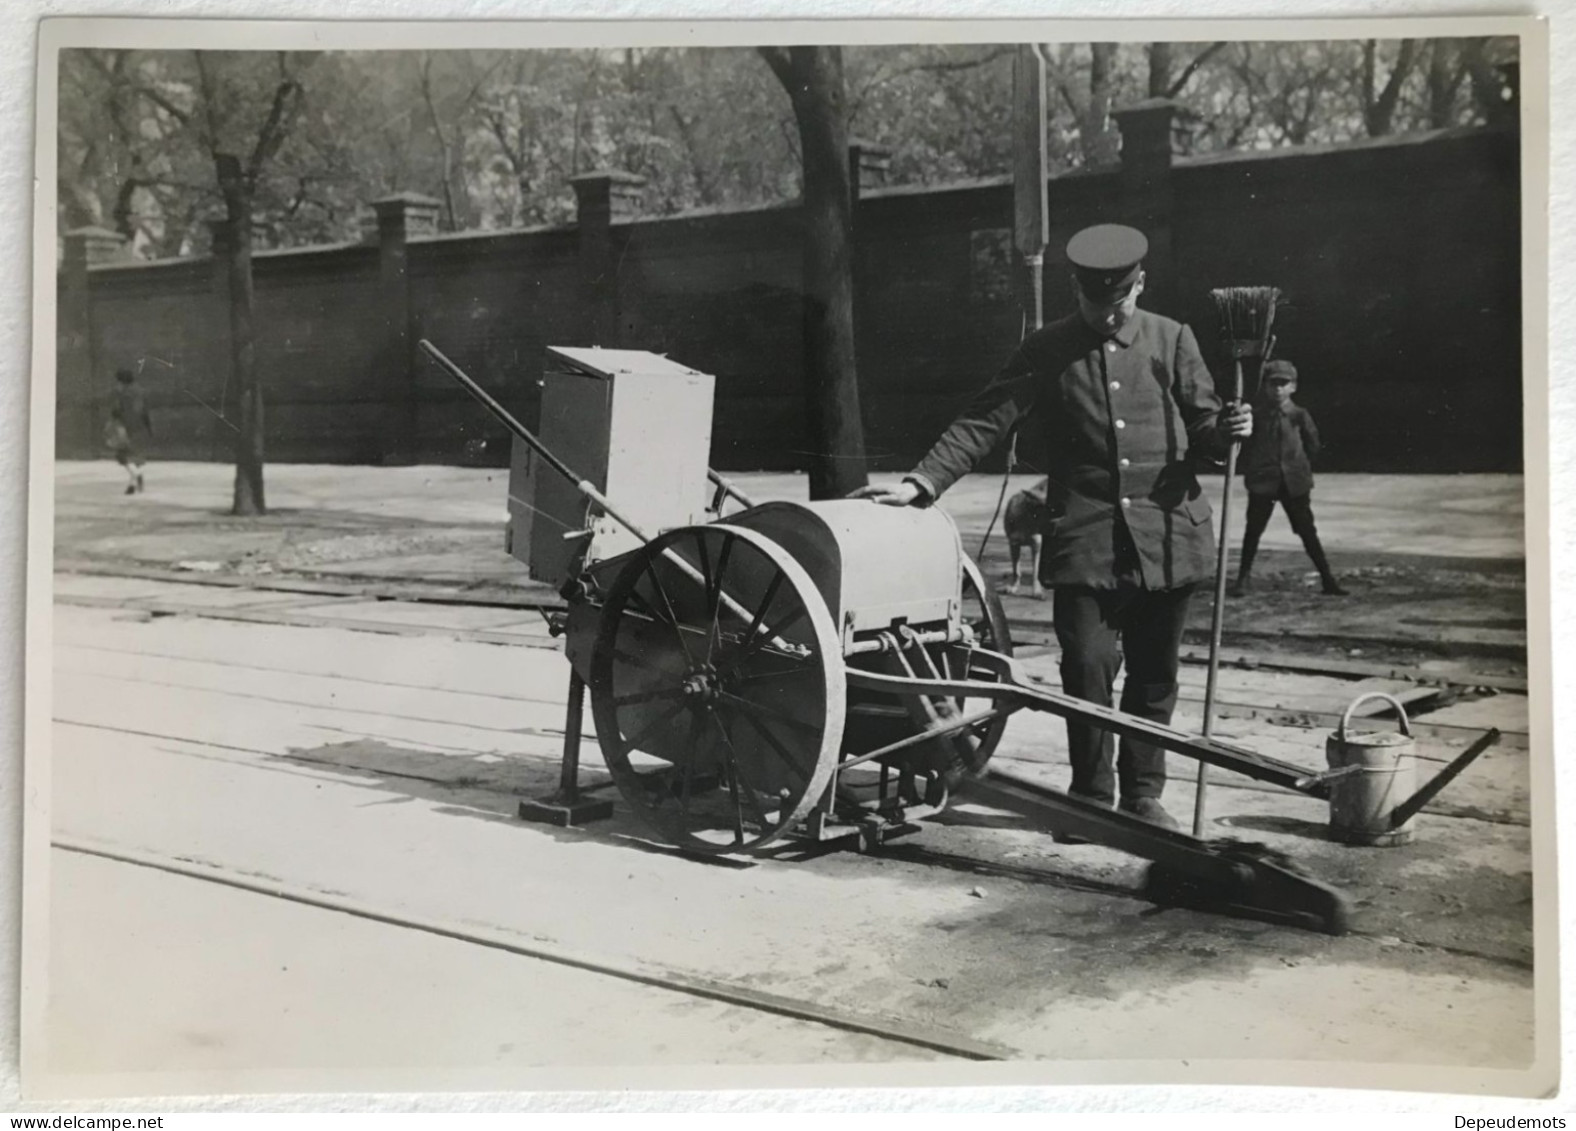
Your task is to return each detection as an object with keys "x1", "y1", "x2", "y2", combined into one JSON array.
[
  {"x1": 906, "y1": 45, "x2": 1014, "y2": 75},
  {"x1": 192, "y1": 52, "x2": 223, "y2": 151},
  {"x1": 246, "y1": 60, "x2": 305, "y2": 186},
  {"x1": 1056, "y1": 80, "x2": 1083, "y2": 118},
  {"x1": 1369, "y1": 38, "x2": 1419, "y2": 135},
  {"x1": 1165, "y1": 41, "x2": 1226, "y2": 98},
  {"x1": 757, "y1": 46, "x2": 795, "y2": 90},
  {"x1": 132, "y1": 83, "x2": 192, "y2": 129}
]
